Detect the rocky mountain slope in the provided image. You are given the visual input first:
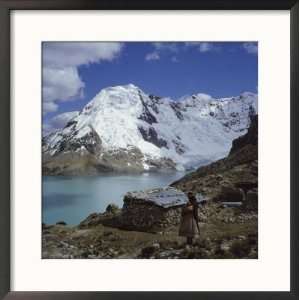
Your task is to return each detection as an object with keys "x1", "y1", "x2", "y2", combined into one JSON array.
[
  {"x1": 172, "y1": 115, "x2": 258, "y2": 207},
  {"x1": 43, "y1": 84, "x2": 257, "y2": 175}
]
